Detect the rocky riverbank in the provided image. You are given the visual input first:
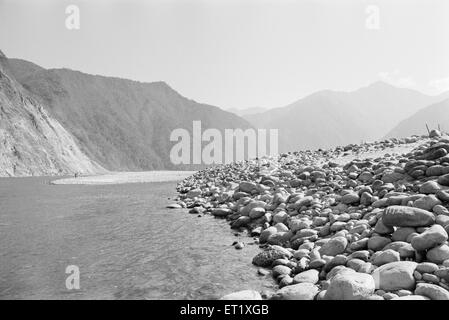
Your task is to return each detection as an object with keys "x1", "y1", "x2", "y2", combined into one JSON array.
[{"x1": 169, "y1": 130, "x2": 449, "y2": 300}]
